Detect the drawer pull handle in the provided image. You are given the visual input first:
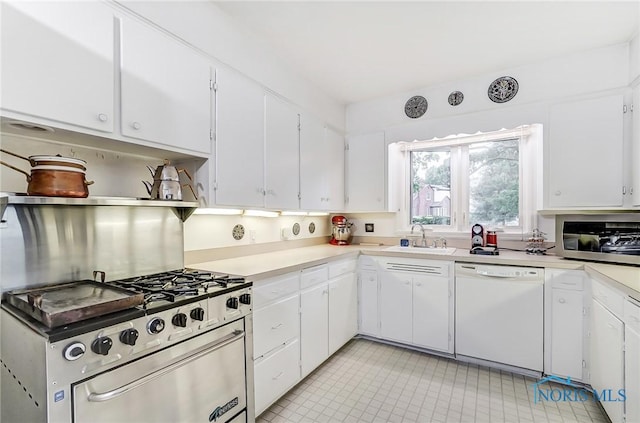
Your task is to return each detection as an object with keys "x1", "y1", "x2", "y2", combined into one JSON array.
[
  {"x1": 608, "y1": 323, "x2": 617, "y2": 330},
  {"x1": 272, "y1": 372, "x2": 284, "y2": 380},
  {"x1": 271, "y1": 290, "x2": 282, "y2": 294},
  {"x1": 630, "y1": 316, "x2": 640, "y2": 322},
  {"x1": 559, "y1": 298, "x2": 566, "y2": 304},
  {"x1": 271, "y1": 323, "x2": 283, "y2": 330}
]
